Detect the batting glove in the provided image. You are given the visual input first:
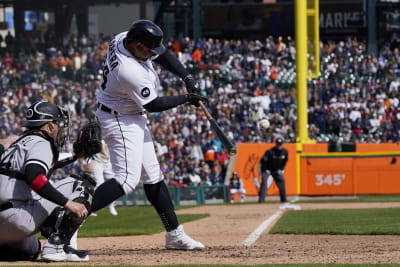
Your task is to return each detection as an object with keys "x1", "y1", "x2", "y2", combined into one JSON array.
[
  {"x1": 186, "y1": 93, "x2": 208, "y2": 107},
  {"x1": 184, "y1": 75, "x2": 201, "y2": 95}
]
